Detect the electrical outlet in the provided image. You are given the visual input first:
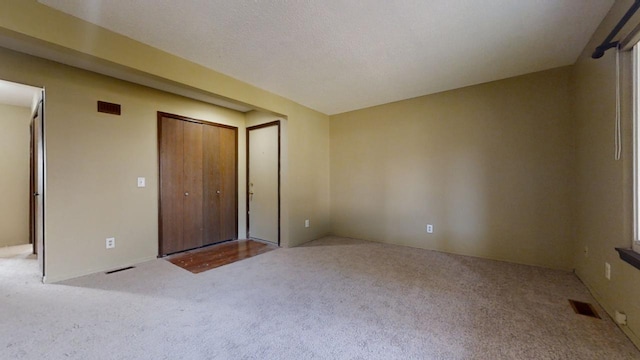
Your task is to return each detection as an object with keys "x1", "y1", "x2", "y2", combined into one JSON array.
[
  {"x1": 615, "y1": 311, "x2": 628, "y2": 325},
  {"x1": 426, "y1": 224, "x2": 434, "y2": 234},
  {"x1": 605, "y1": 262, "x2": 611, "y2": 280},
  {"x1": 106, "y1": 237, "x2": 116, "y2": 249},
  {"x1": 305, "y1": 219, "x2": 310, "y2": 228}
]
